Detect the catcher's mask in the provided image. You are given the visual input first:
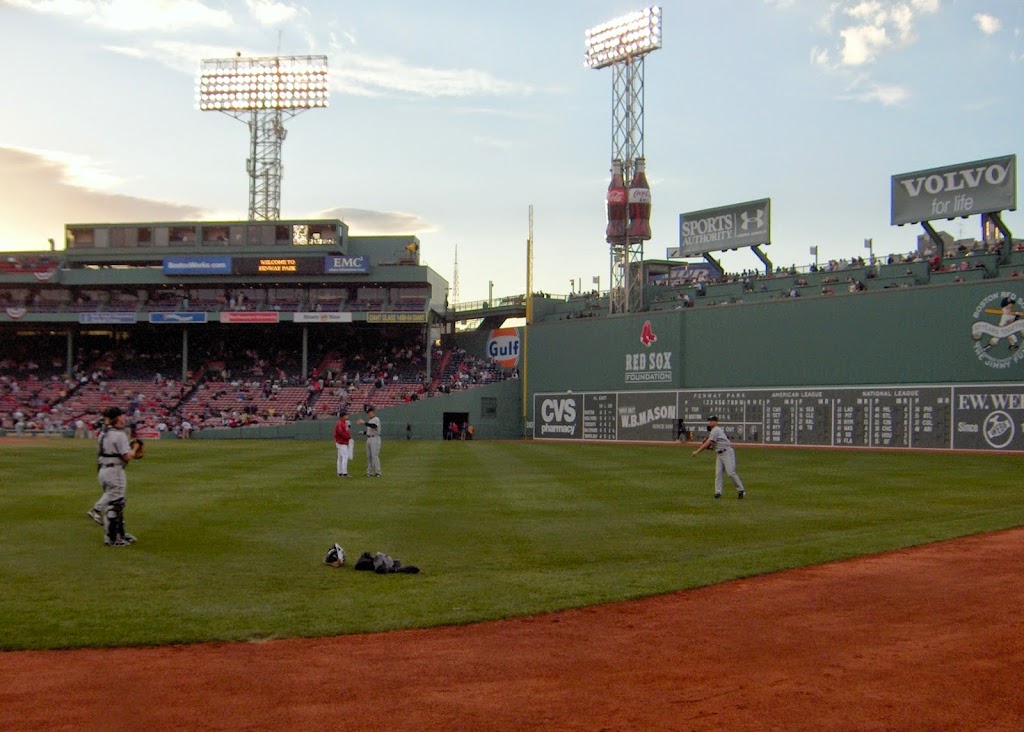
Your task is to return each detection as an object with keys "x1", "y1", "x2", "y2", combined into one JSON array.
[{"x1": 324, "y1": 543, "x2": 345, "y2": 568}]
